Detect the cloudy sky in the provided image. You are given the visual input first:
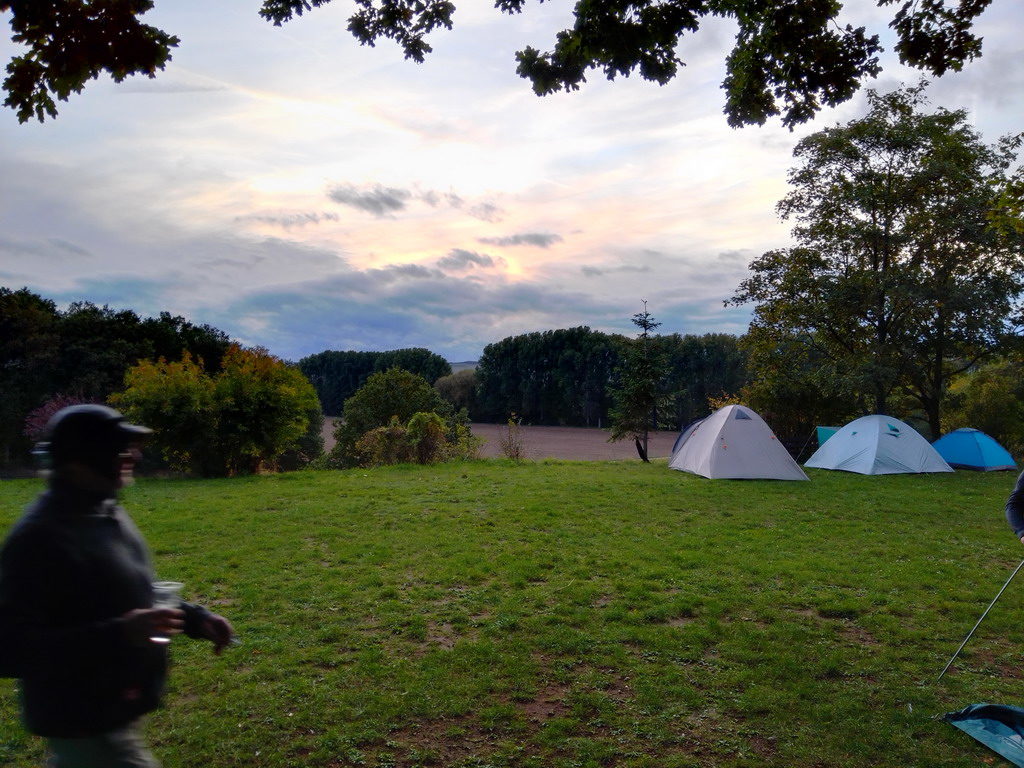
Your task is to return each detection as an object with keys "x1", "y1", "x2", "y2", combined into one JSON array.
[{"x1": 2, "y1": 1, "x2": 1022, "y2": 362}]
